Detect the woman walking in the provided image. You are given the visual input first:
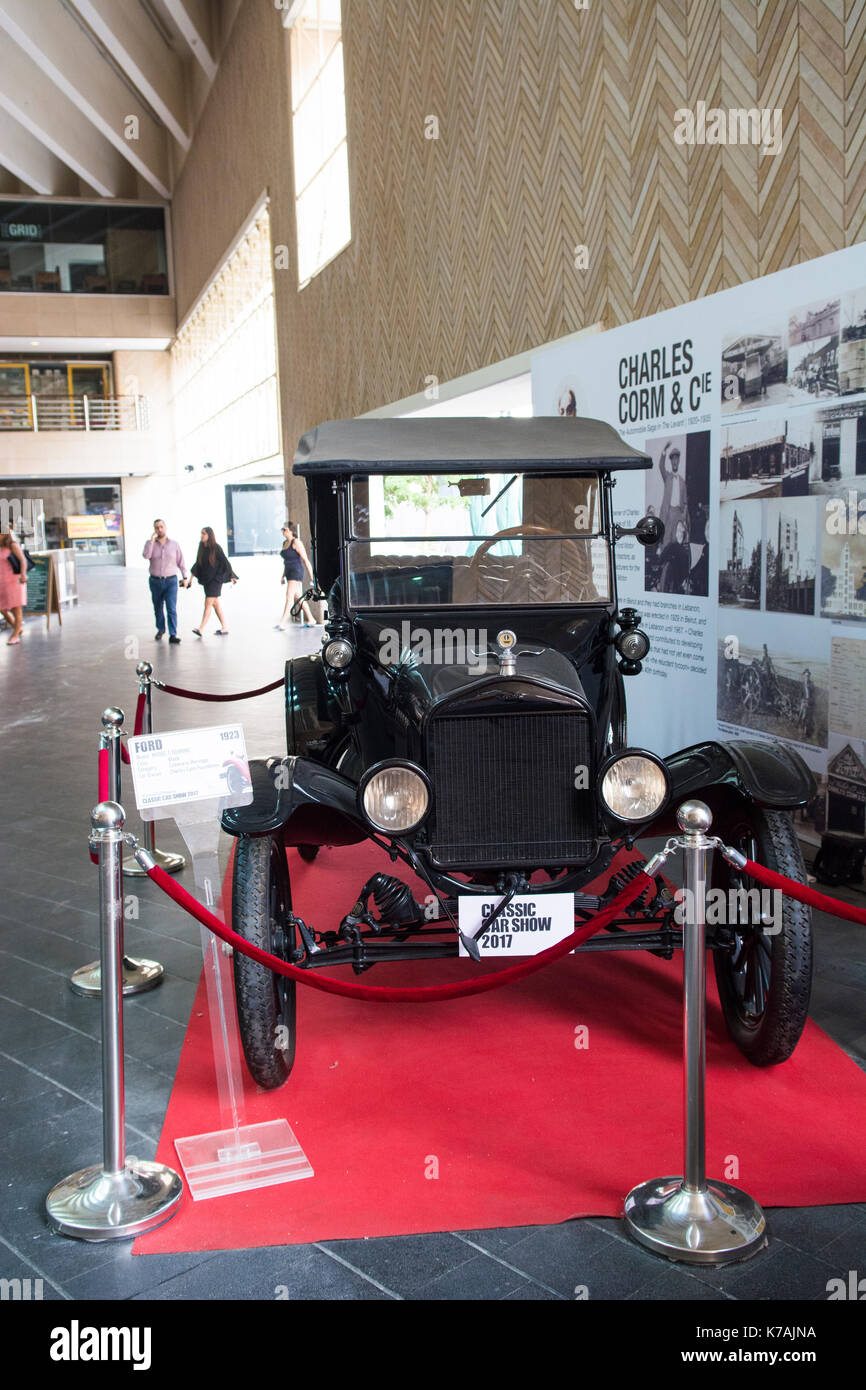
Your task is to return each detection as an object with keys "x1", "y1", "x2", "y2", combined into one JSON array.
[
  {"x1": 0, "y1": 530, "x2": 28, "y2": 645},
  {"x1": 190, "y1": 527, "x2": 238, "y2": 636},
  {"x1": 277, "y1": 522, "x2": 317, "y2": 628}
]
